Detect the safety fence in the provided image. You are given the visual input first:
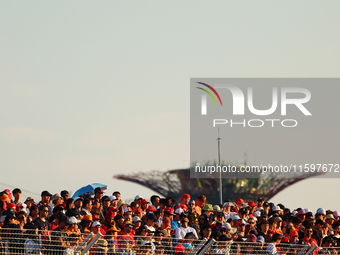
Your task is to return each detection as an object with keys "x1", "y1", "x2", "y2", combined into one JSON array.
[{"x1": 0, "y1": 228, "x2": 339, "y2": 254}]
